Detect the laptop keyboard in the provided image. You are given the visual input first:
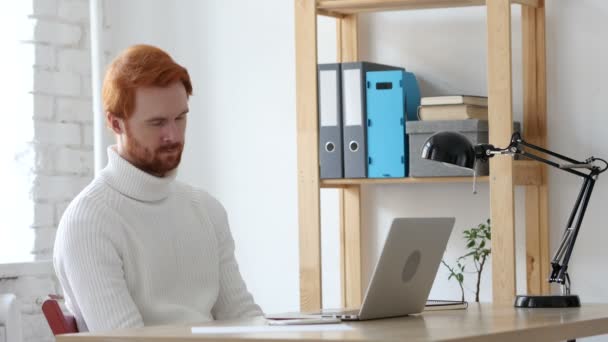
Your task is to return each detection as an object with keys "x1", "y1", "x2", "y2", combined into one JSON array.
[{"x1": 320, "y1": 309, "x2": 359, "y2": 316}]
